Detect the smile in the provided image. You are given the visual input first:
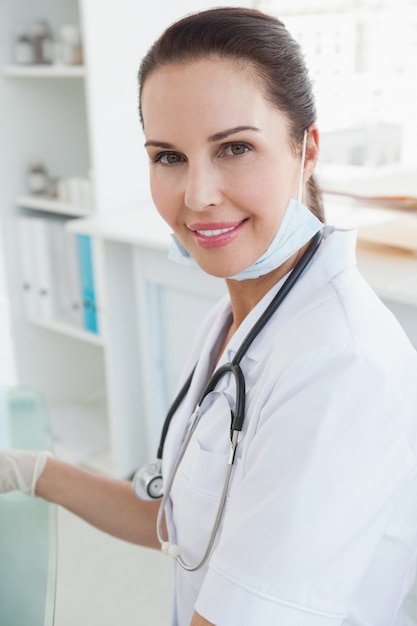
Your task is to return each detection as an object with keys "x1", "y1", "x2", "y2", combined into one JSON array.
[
  {"x1": 189, "y1": 220, "x2": 246, "y2": 249},
  {"x1": 194, "y1": 225, "x2": 236, "y2": 237}
]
